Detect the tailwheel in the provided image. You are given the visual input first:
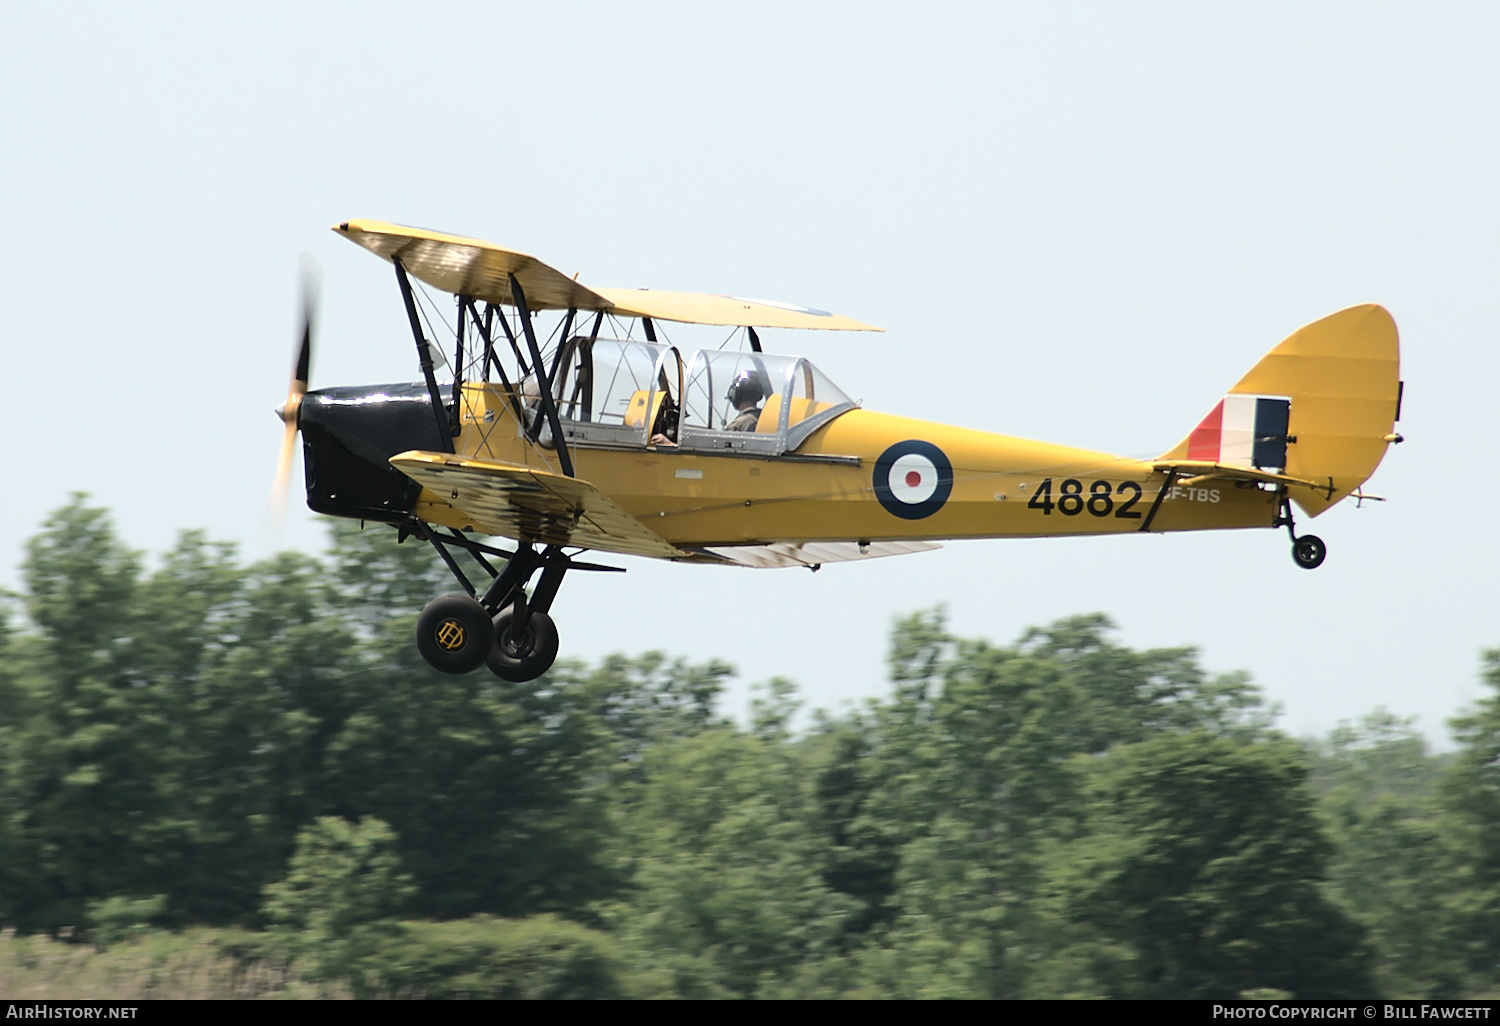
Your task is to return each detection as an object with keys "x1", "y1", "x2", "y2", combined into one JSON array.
[
  {"x1": 1276, "y1": 496, "x2": 1328, "y2": 571},
  {"x1": 1292, "y1": 534, "x2": 1327, "y2": 570},
  {"x1": 417, "y1": 593, "x2": 496, "y2": 674},
  {"x1": 487, "y1": 604, "x2": 559, "y2": 682}
]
